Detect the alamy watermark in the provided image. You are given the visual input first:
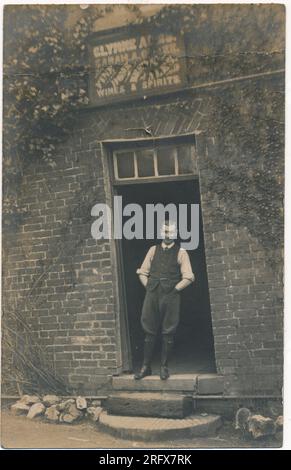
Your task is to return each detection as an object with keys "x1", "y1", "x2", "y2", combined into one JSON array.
[{"x1": 91, "y1": 196, "x2": 199, "y2": 250}]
